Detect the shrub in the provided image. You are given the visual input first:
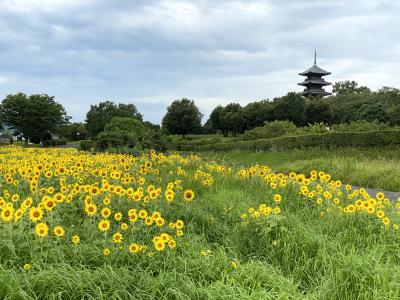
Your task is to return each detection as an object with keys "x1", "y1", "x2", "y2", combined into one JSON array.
[
  {"x1": 80, "y1": 140, "x2": 94, "y2": 151},
  {"x1": 331, "y1": 120, "x2": 395, "y2": 132},
  {"x1": 243, "y1": 120, "x2": 297, "y2": 141},
  {"x1": 95, "y1": 117, "x2": 167, "y2": 151},
  {"x1": 42, "y1": 139, "x2": 67, "y2": 147},
  {"x1": 183, "y1": 130, "x2": 400, "y2": 152},
  {"x1": 295, "y1": 123, "x2": 330, "y2": 135}
]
